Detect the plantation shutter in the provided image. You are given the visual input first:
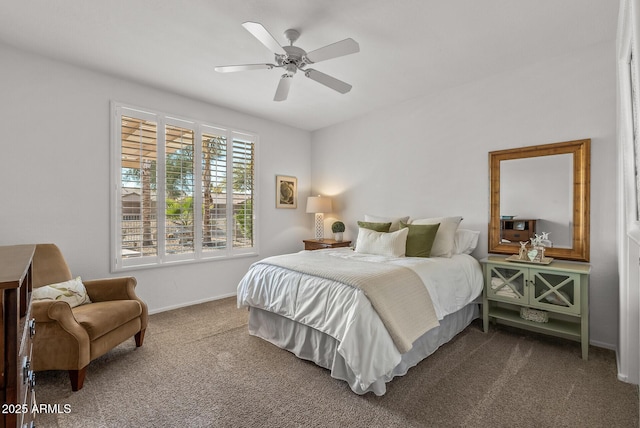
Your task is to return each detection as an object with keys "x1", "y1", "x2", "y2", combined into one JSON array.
[
  {"x1": 202, "y1": 127, "x2": 228, "y2": 253},
  {"x1": 112, "y1": 103, "x2": 258, "y2": 271},
  {"x1": 231, "y1": 135, "x2": 255, "y2": 249},
  {"x1": 165, "y1": 123, "x2": 195, "y2": 257},
  {"x1": 120, "y1": 114, "x2": 159, "y2": 260}
]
